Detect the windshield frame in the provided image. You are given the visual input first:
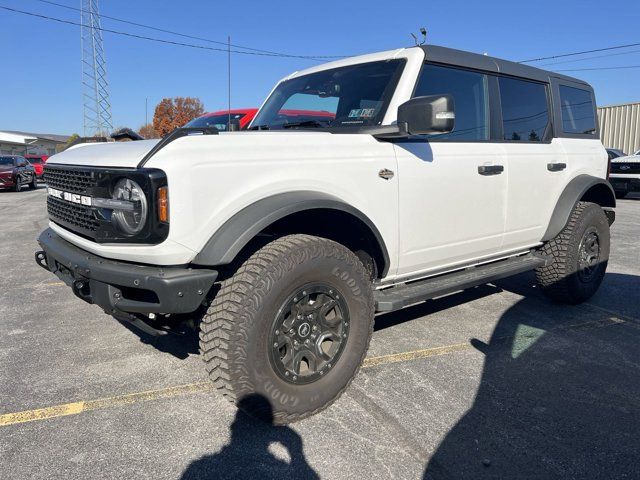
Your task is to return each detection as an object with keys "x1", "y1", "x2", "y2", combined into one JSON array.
[{"x1": 251, "y1": 59, "x2": 407, "y2": 131}]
